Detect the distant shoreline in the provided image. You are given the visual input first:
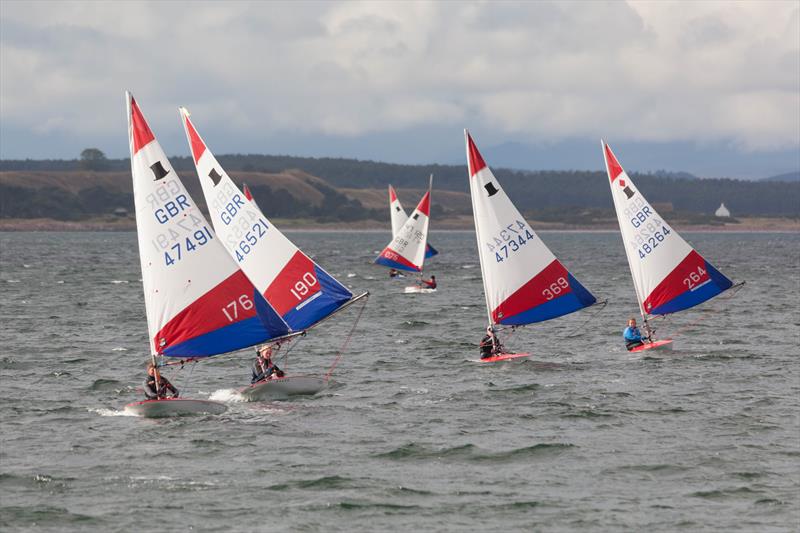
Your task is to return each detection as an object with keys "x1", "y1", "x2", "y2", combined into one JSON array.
[{"x1": 1, "y1": 217, "x2": 797, "y2": 233}]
